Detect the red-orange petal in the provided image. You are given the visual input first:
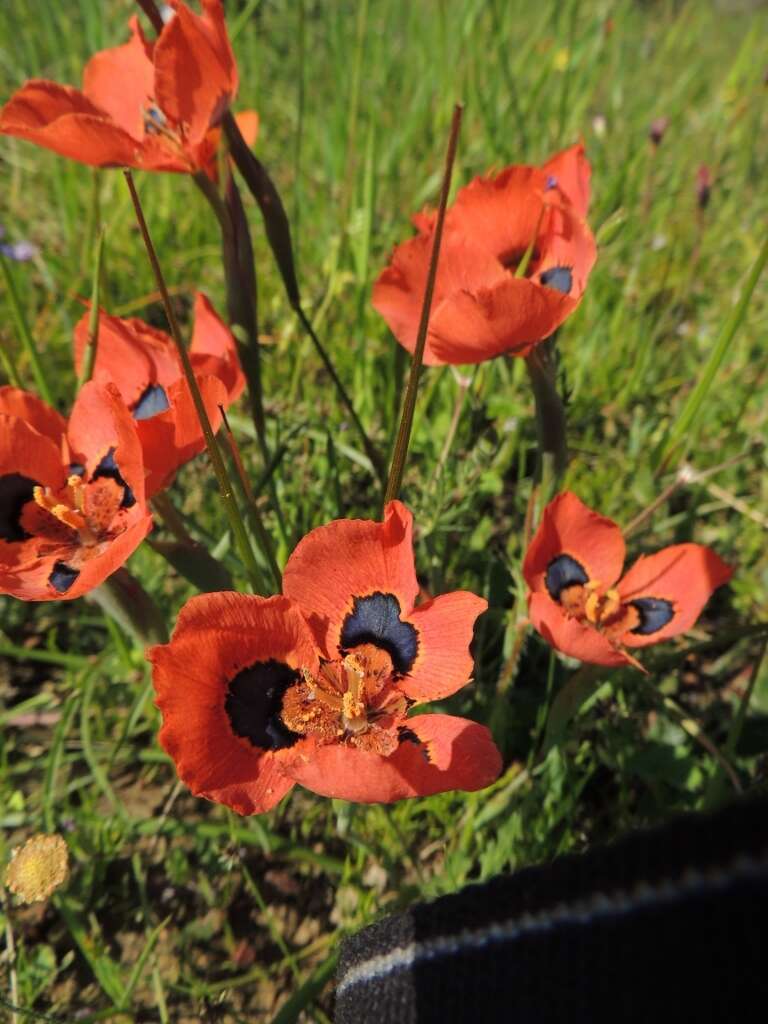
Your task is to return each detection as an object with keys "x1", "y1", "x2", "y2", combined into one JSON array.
[
  {"x1": 285, "y1": 713, "x2": 502, "y2": 803},
  {"x1": 541, "y1": 142, "x2": 591, "y2": 219},
  {"x1": 154, "y1": 0, "x2": 237, "y2": 148},
  {"x1": 0, "y1": 387, "x2": 66, "y2": 443},
  {"x1": 523, "y1": 492, "x2": 626, "y2": 595},
  {"x1": 67, "y1": 381, "x2": 147, "y2": 507},
  {"x1": 189, "y1": 292, "x2": 245, "y2": 402},
  {"x1": 373, "y1": 229, "x2": 509, "y2": 365},
  {"x1": 399, "y1": 591, "x2": 487, "y2": 702},
  {"x1": 446, "y1": 164, "x2": 549, "y2": 263},
  {"x1": 73, "y1": 310, "x2": 167, "y2": 408},
  {"x1": 282, "y1": 501, "x2": 419, "y2": 660},
  {"x1": 618, "y1": 544, "x2": 733, "y2": 649},
  {"x1": 136, "y1": 374, "x2": 228, "y2": 497},
  {"x1": 0, "y1": 414, "x2": 66, "y2": 491},
  {"x1": 82, "y1": 16, "x2": 155, "y2": 138},
  {"x1": 528, "y1": 592, "x2": 631, "y2": 667},
  {"x1": 428, "y1": 276, "x2": 577, "y2": 365},
  {"x1": 149, "y1": 593, "x2": 319, "y2": 815},
  {"x1": 0, "y1": 81, "x2": 140, "y2": 166}
]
